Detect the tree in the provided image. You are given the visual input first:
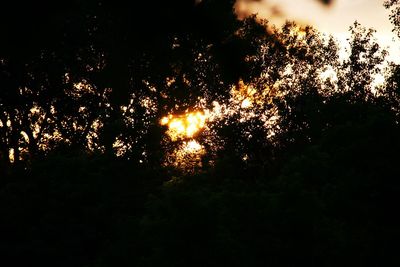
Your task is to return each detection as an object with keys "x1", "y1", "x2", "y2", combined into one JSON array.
[{"x1": 384, "y1": 0, "x2": 400, "y2": 38}]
